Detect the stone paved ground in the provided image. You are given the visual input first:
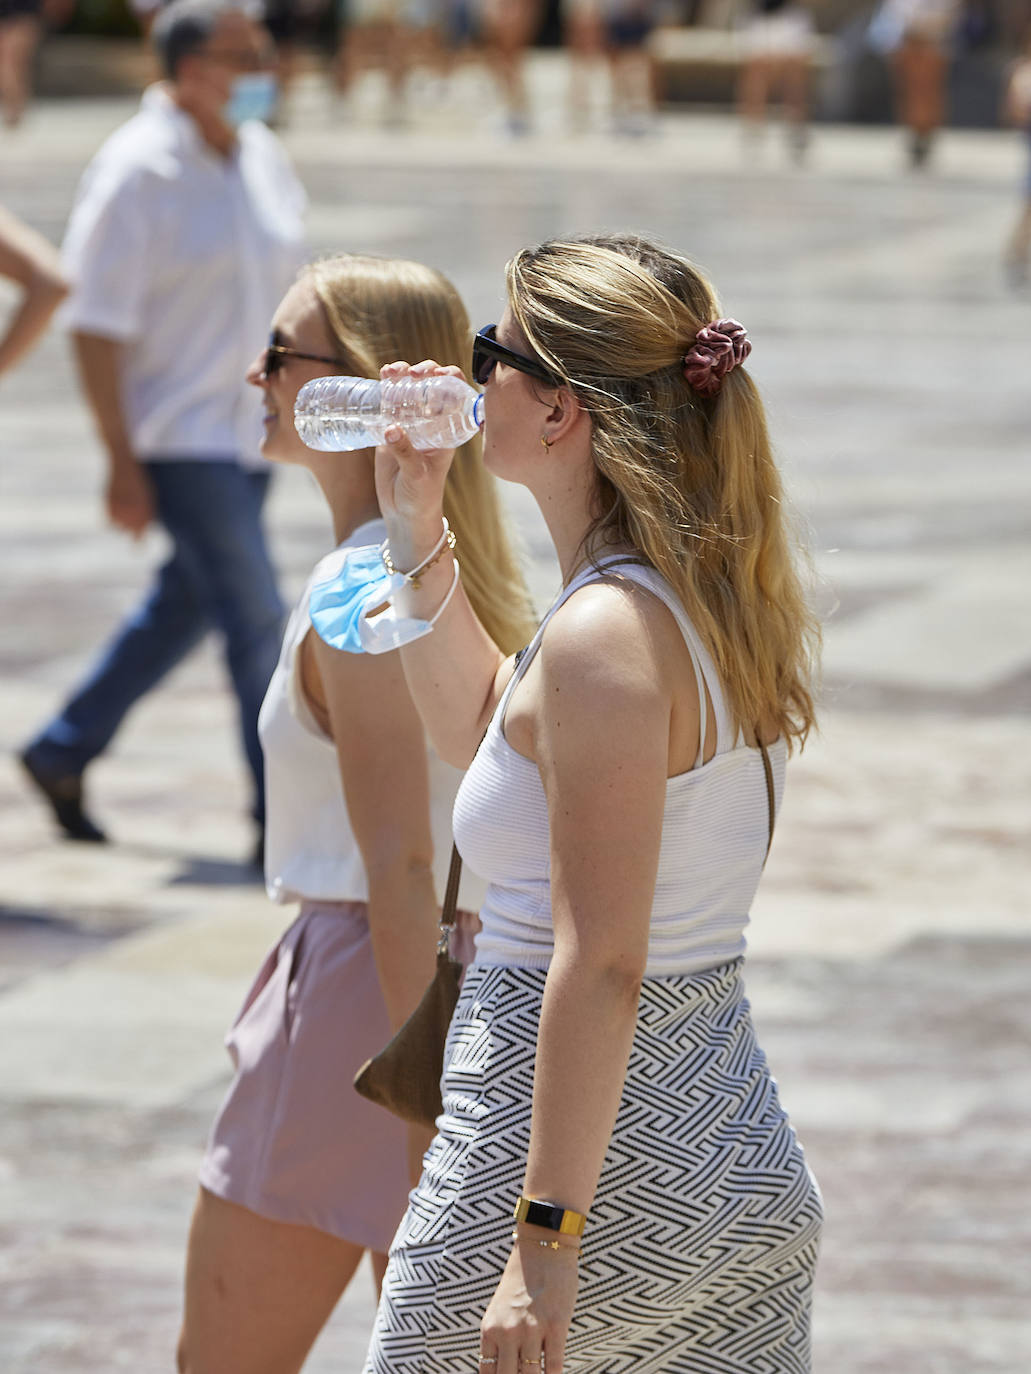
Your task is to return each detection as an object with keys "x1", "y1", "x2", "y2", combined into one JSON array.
[{"x1": 1, "y1": 59, "x2": 1030, "y2": 1373}]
